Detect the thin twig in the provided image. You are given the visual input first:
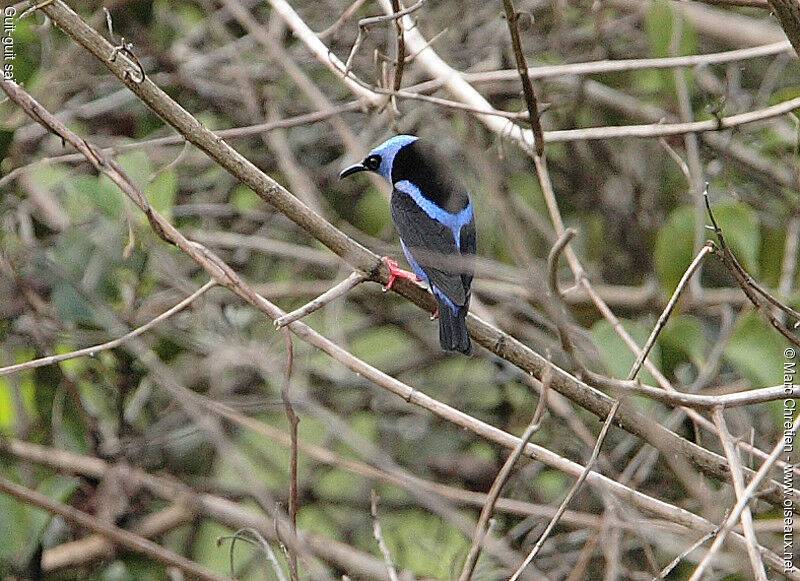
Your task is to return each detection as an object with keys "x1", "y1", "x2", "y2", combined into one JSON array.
[
  {"x1": 629, "y1": 243, "x2": 714, "y2": 379},
  {"x1": 652, "y1": 529, "x2": 717, "y2": 580},
  {"x1": 544, "y1": 95, "x2": 800, "y2": 142},
  {"x1": 453, "y1": 42, "x2": 791, "y2": 83},
  {"x1": 0, "y1": 280, "x2": 217, "y2": 377},
  {"x1": 500, "y1": 0, "x2": 544, "y2": 155},
  {"x1": 278, "y1": 327, "x2": 299, "y2": 581},
  {"x1": 547, "y1": 228, "x2": 577, "y2": 301},
  {"x1": 275, "y1": 272, "x2": 366, "y2": 328},
  {"x1": 704, "y1": 191, "x2": 800, "y2": 345},
  {"x1": 658, "y1": 137, "x2": 691, "y2": 185},
  {"x1": 459, "y1": 367, "x2": 549, "y2": 581},
  {"x1": 0, "y1": 476, "x2": 233, "y2": 581},
  {"x1": 316, "y1": 0, "x2": 369, "y2": 39},
  {"x1": 218, "y1": 528, "x2": 288, "y2": 581},
  {"x1": 343, "y1": 0, "x2": 424, "y2": 75},
  {"x1": 688, "y1": 410, "x2": 800, "y2": 580},
  {"x1": 711, "y1": 408, "x2": 767, "y2": 580},
  {"x1": 546, "y1": 228, "x2": 579, "y2": 360},
  {"x1": 591, "y1": 381, "x2": 799, "y2": 409},
  {"x1": 370, "y1": 490, "x2": 400, "y2": 581},
  {"x1": 508, "y1": 399, "x2": 621, "y2": 581},
  {"x1": 390, "y1": 0, "x2": 405, "y2": 96},
  {"x1": 358, "y1": 0, "x2": 425, "y2": 27}
]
